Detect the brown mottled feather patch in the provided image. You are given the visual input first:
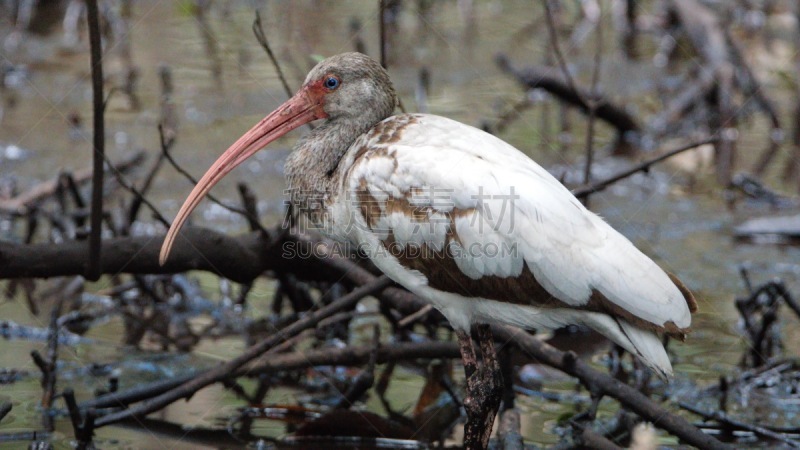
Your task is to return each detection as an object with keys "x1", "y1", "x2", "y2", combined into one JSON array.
[
  {"x1": 356, "y1": 179, "x2": 382, "y2": 230},
  {"x1": 384, "y1": 232, "x2": 564, "y2": 309},
  {"x1": 351, "y1": 116, "x2": 418, "y2": 167},
  {"x1": 352, "y1": 143, "x2": 371, "y2": 163},
  {"x1": 374, "y1": 115, "x2": 419, "y2": 145},
  {"x1": 354, "y1": 191, "x2": 694, "y2": 338}
]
